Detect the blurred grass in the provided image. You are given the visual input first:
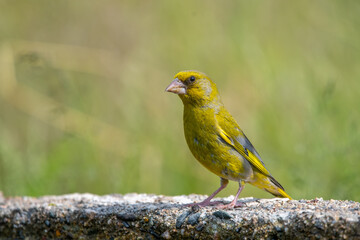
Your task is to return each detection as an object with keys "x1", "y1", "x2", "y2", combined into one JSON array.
[{"x1": 0, "y1": 1, "x2": 359, "y2": 201}]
